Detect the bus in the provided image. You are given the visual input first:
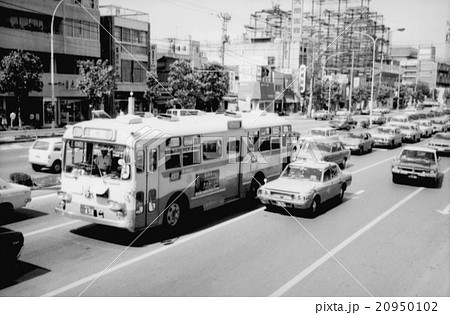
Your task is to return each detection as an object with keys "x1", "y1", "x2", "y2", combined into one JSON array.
[{"x1": 55, "y1": 111, "x2": 293, "y2": 232}]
